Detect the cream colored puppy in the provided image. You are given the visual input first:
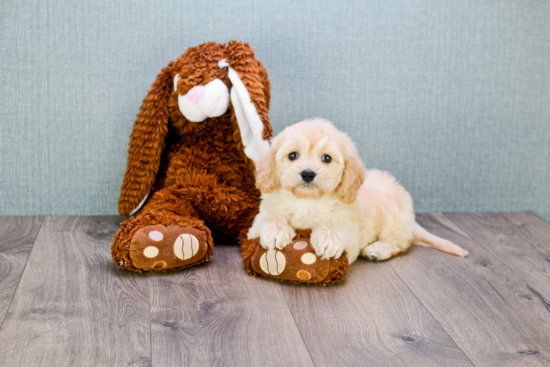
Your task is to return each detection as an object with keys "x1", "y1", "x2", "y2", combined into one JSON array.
[{"x1": 247, "y1": 118, "x2": 467, "y2": 264}]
